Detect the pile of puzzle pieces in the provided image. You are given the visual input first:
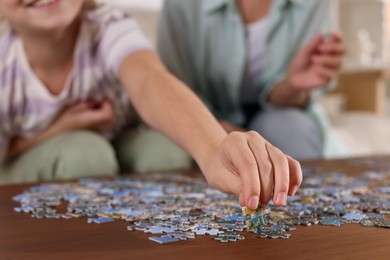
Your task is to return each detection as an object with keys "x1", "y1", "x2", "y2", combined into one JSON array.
[{"x1": 13, "y1": 165, "x2": 390, "y2": 244}]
